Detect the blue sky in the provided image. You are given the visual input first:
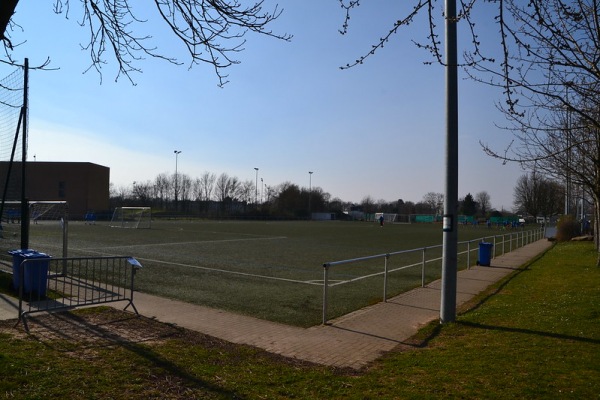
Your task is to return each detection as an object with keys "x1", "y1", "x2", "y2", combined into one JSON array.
[{"x1": 3, "y1": 1, "x2": 524, "y2": 210}]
